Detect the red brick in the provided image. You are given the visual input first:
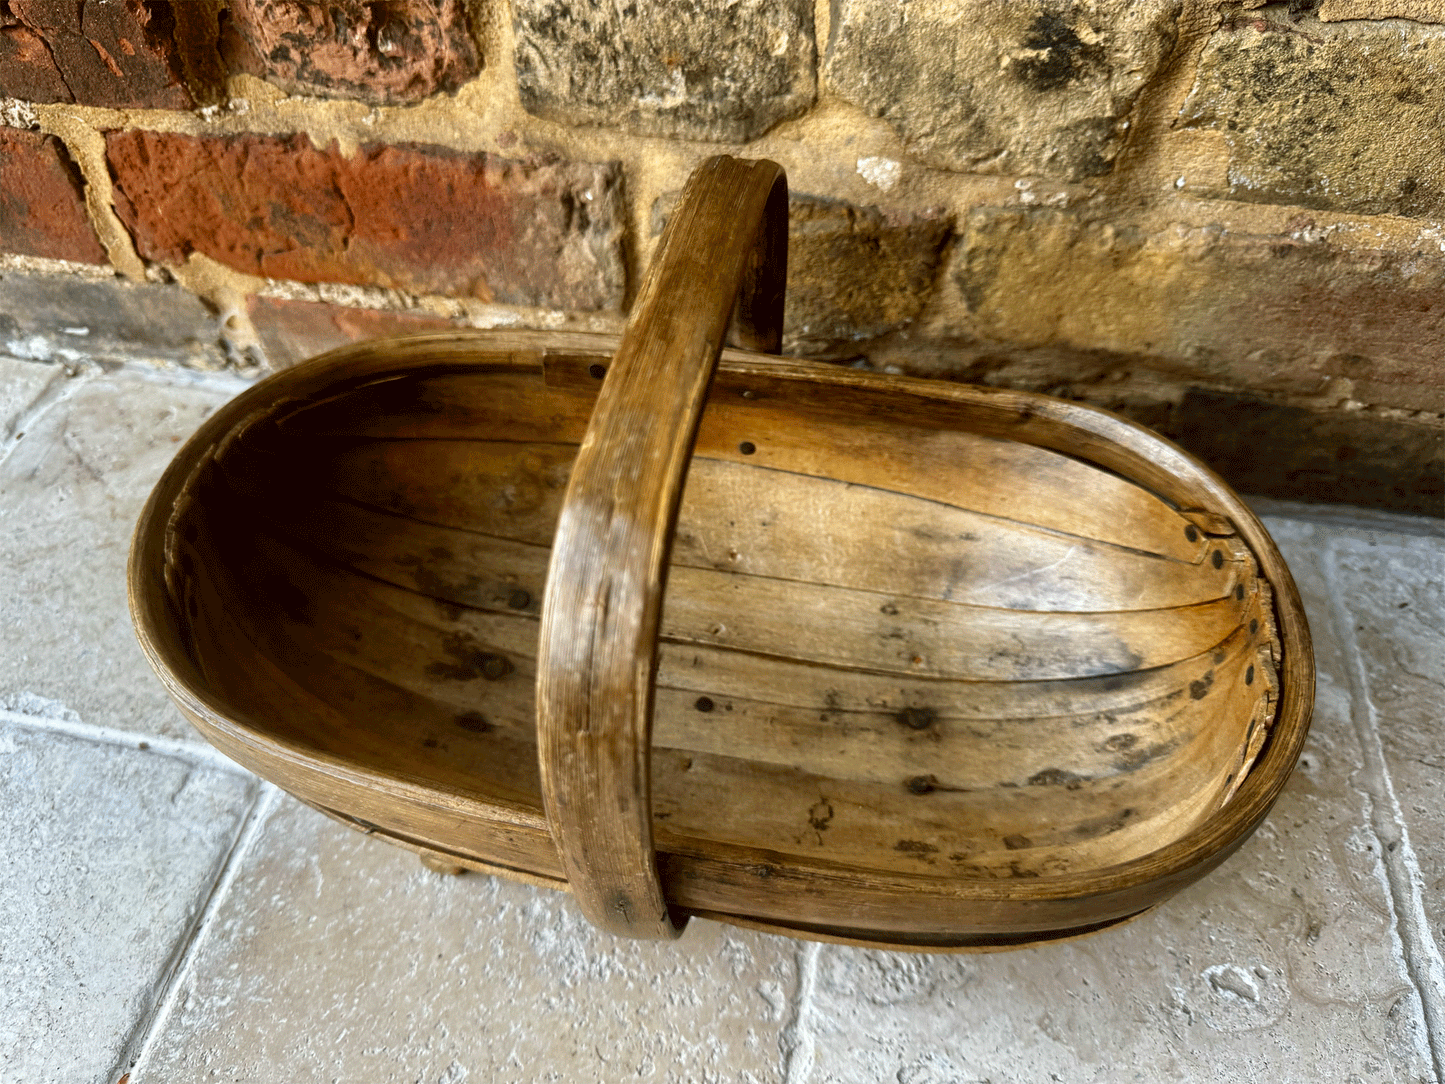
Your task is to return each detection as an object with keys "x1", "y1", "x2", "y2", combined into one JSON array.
[
  {"x1": 247, "y1": 295, "x2": 464, "y2": 369},
  {"x1": 0, "y1": 128, "x2": 107, "y2": 263},
  {"x1": 0, "y1": 1, "x2": 193, "y2": 108},
  {"x1": 106, "y1": 131, "x2": 625, "y2": 310},
  {"x1": 221, "y1": 0, "x2": 480, "y2": 106}
]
